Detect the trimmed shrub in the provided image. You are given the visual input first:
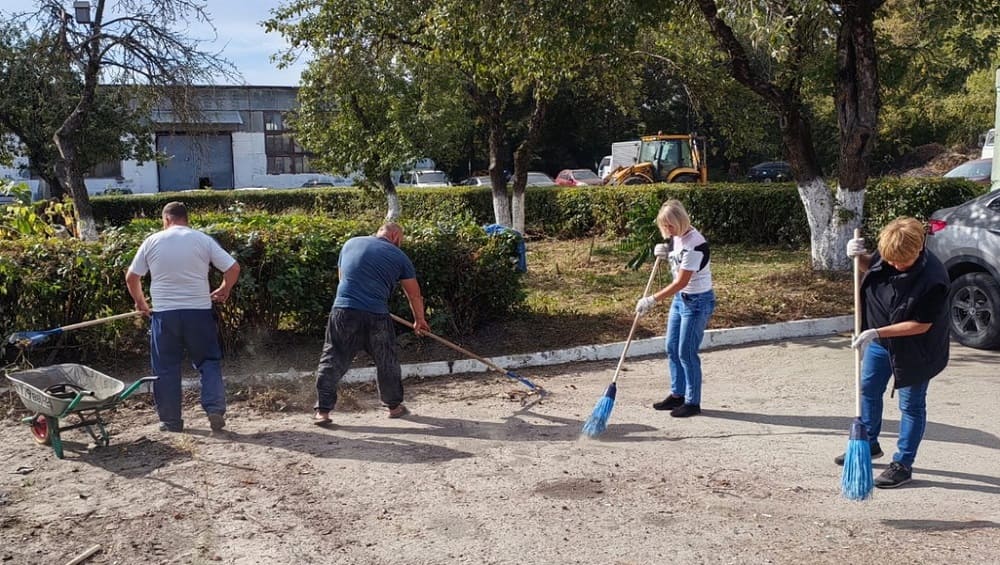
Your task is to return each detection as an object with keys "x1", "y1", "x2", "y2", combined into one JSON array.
[{"x1": 0, "y1": 214, "x2": 524, "y2": 361}]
